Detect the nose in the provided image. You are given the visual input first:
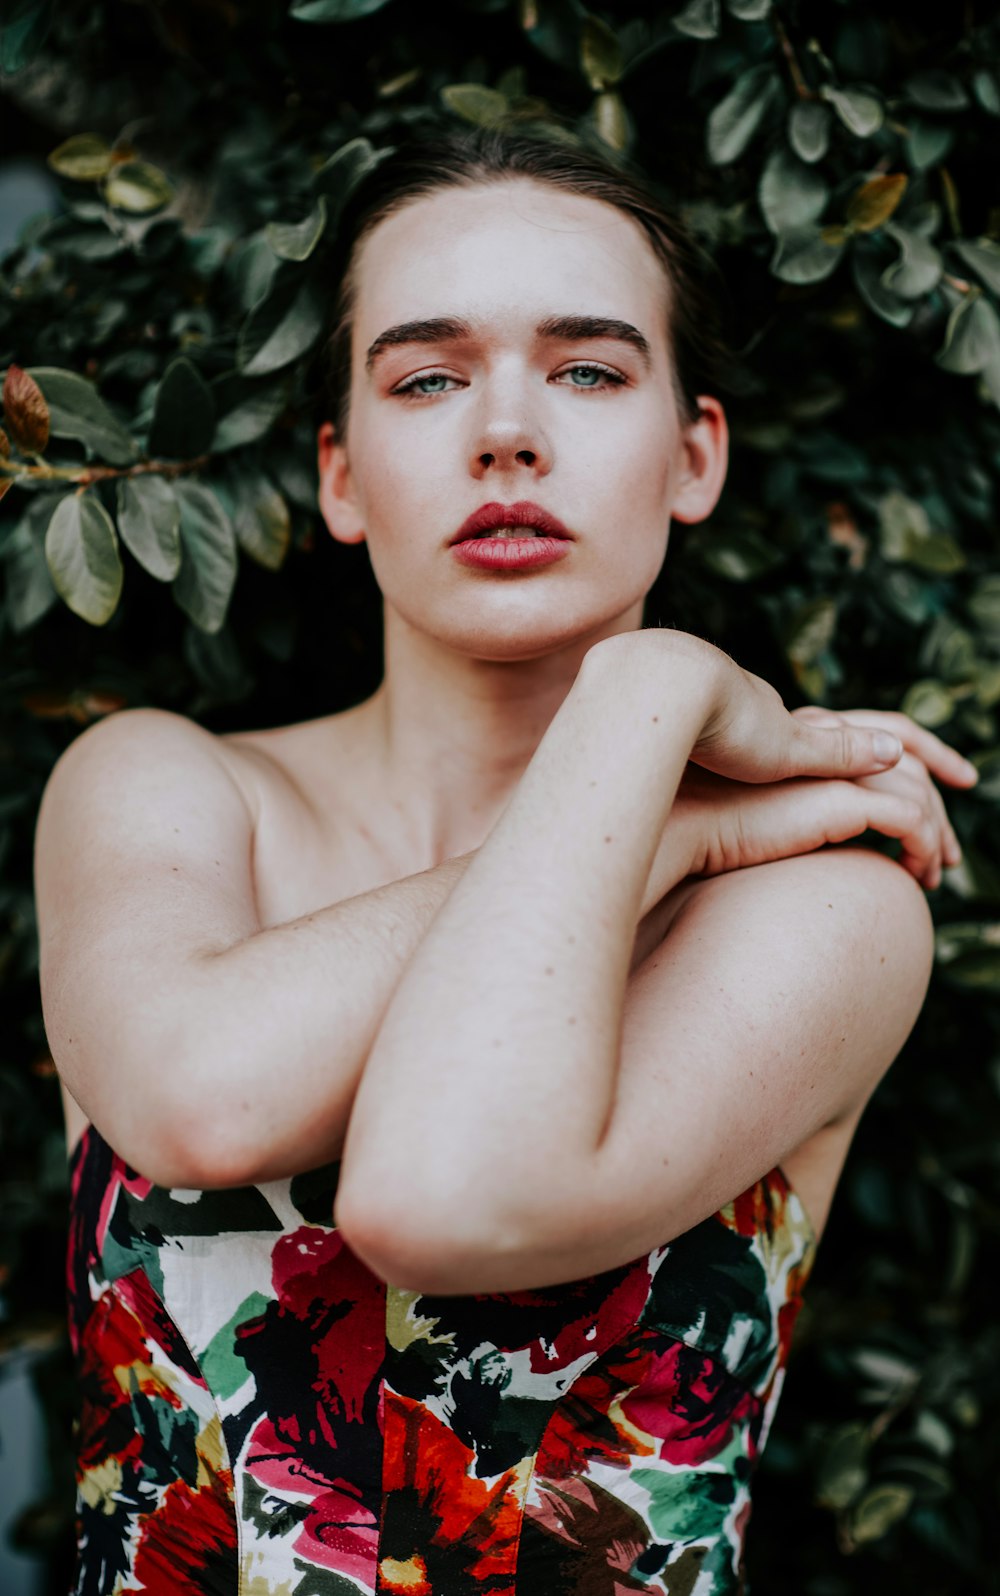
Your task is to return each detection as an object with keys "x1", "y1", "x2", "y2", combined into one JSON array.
[{"x1": 468, "y1": 373, "x2": 553, "y2": 481}]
